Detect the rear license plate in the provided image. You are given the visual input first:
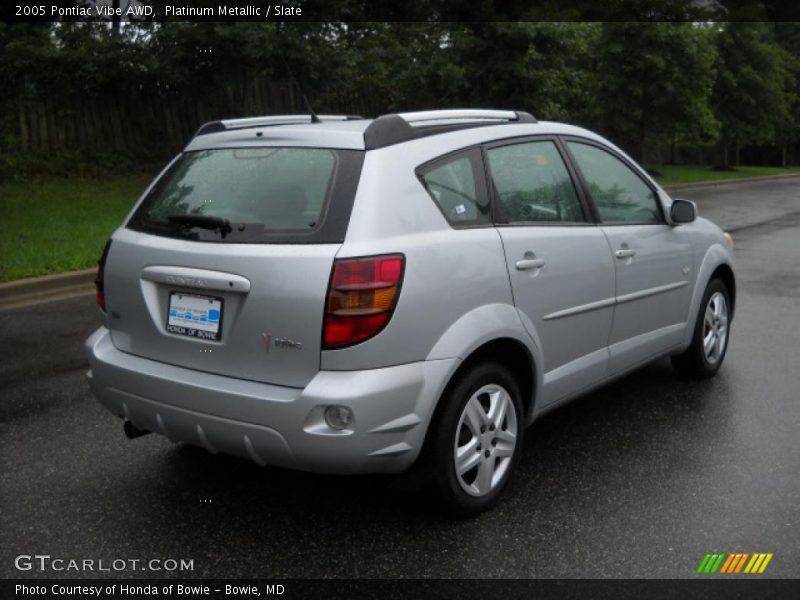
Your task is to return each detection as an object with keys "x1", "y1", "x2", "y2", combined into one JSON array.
[{"x1": 167, "y1": 292, "x2": 223, "y2": 341}]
